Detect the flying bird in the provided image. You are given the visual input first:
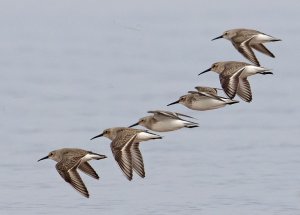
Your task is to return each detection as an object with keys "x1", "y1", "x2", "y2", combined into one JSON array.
[
  {"x1": 212, "y1": 28, "x2": 281, "y2": 66},
  {"x1": 91, "y1": 127, "x2": 162, "y2": 181},
  {"x1": 167, "y1": 88, "x2": 239, "y2": 111},
  {"x1": 129, "y1": 110, "x2": 199, "y2": 132},
  {"x1": 199, "y1": 61, "x2": 273, "y2": 102},
  {"x1": 38, "y1": 148, "x2": 107, "y2": 198}
]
